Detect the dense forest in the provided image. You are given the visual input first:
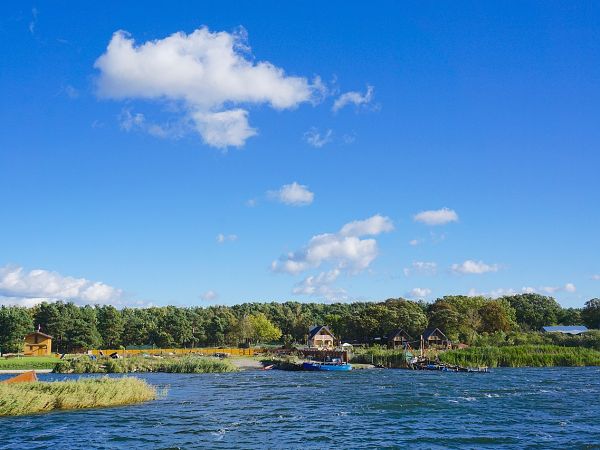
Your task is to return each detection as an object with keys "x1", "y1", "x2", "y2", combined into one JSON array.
[{"x1": 1, "y1": 294, "x2": 599, "y2": 354}]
